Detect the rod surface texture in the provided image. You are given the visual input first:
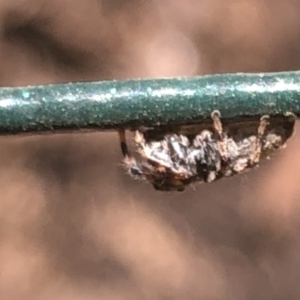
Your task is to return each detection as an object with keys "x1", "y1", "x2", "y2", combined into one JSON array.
[{"x1": 0, "y1": 71, "x2": 299, "y2": 134}]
